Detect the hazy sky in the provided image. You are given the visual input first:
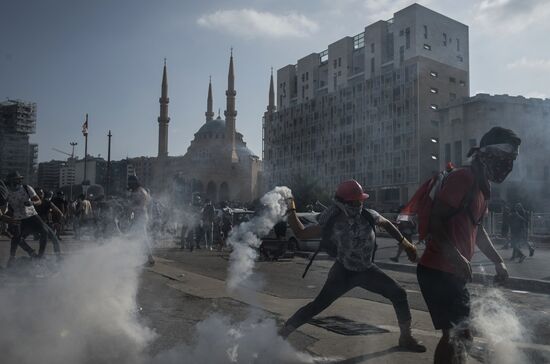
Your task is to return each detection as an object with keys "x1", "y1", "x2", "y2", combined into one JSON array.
[{"x1": 2, "y1": 0, "x2": 549, "y2": 162}]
